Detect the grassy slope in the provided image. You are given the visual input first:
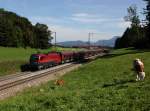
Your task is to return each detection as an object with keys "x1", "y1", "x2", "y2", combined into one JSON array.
[
  {"x1": 0, "y1": 48, "x2": 150, "y2": 111},
  {"x1": 0, "y1": 46, "x2": 80, "y2": 76}
]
